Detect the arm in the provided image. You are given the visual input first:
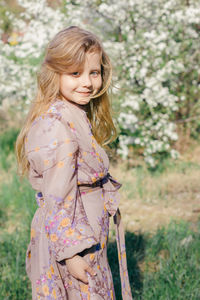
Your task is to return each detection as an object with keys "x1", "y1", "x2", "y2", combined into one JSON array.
[{"x1": 27, "y1": 114, "x2": 98, "y2": 262}]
